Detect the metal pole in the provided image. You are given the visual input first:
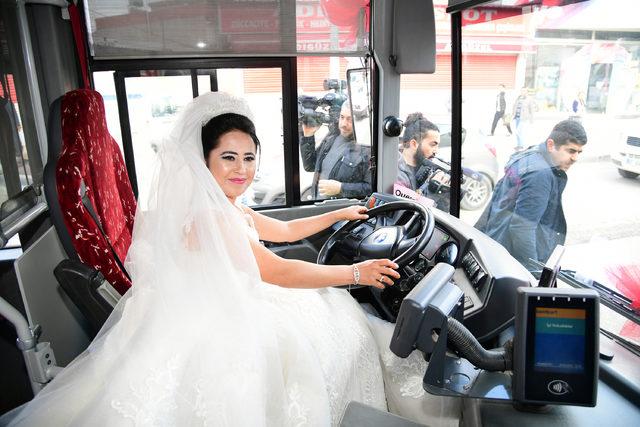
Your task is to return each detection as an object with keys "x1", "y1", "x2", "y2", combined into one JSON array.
[
  {"x1": 16, "y1": 0, "x2": 50, "y2": 166},
  {"x1": 0, "y1": 297, "x2": 34, "y2": 348},
  {"x1": 450, "y1": 12, "x2": 462, "y2": 217}
]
